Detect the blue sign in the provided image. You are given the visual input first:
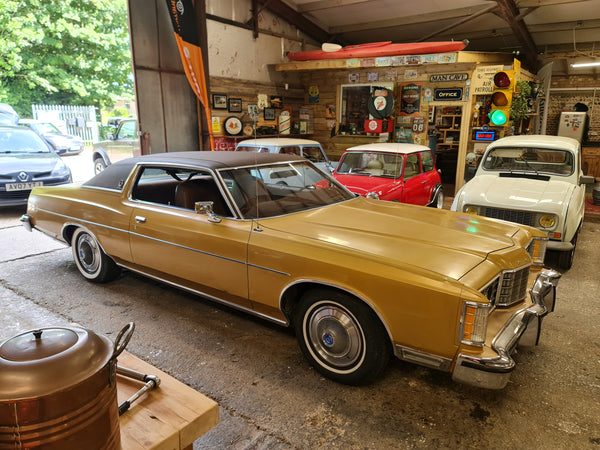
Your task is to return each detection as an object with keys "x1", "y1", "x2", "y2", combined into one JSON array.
[{"x1": 434, "y1": 88, "x2": 463, "y2": 101}]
